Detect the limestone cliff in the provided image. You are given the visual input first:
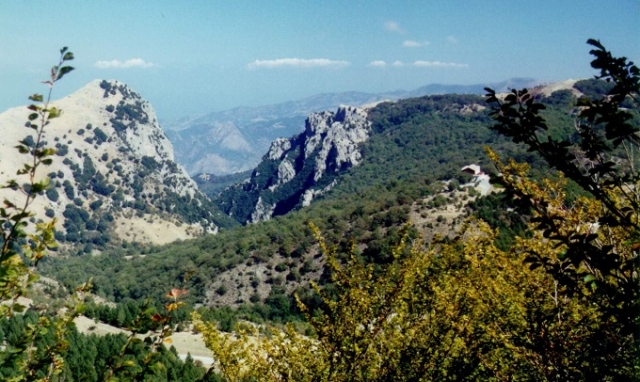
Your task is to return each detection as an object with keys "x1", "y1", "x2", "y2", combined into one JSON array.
[{"x1": 215, "y1": 106, "x2": 371, "y2": 223}]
